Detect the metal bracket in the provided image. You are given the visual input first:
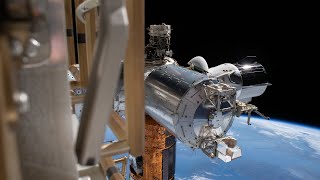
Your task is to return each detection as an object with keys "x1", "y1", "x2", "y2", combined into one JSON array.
[
  {"x1": 76, "y1": 0, "x2": 128, "y2": 165},
  {"x1": 76, "y1": 0, "x2": 100, "y2": 23},
  {"x1": 236, "y1": 101, "x2": 270, "y2": 125}
]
